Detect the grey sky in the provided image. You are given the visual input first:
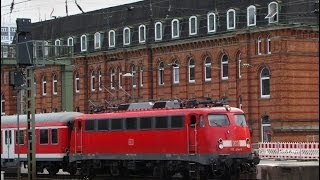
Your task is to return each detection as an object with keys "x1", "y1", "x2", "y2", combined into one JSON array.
[{"x1": 1, "y1": 0, "x2": 142, "y2": 24}]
